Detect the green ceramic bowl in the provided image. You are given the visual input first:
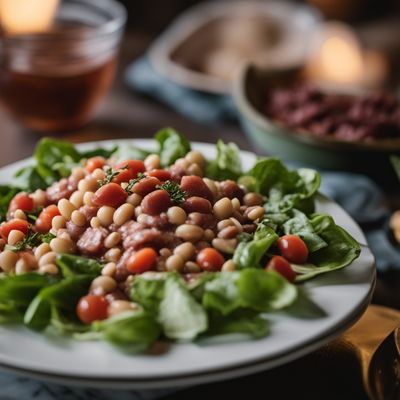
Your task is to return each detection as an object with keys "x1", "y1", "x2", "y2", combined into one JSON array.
[{"x1": 233, "y1": 63, "x2": 400, "y2": 189}]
